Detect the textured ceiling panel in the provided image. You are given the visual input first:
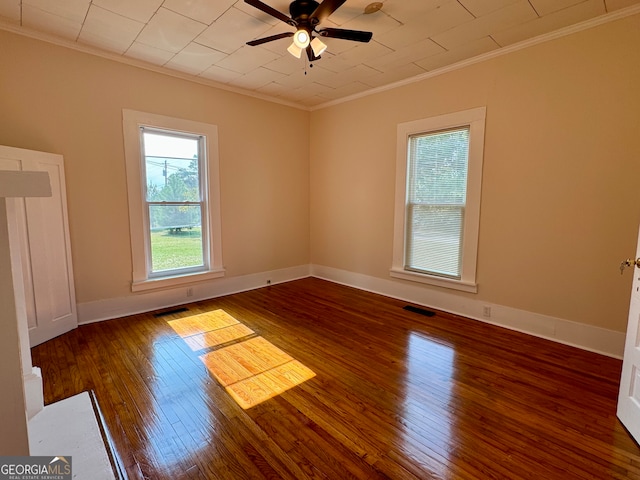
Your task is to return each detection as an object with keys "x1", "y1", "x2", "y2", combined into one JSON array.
[{"x1": 0, "y1": 0, "x2": 638, "y2": 108}]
